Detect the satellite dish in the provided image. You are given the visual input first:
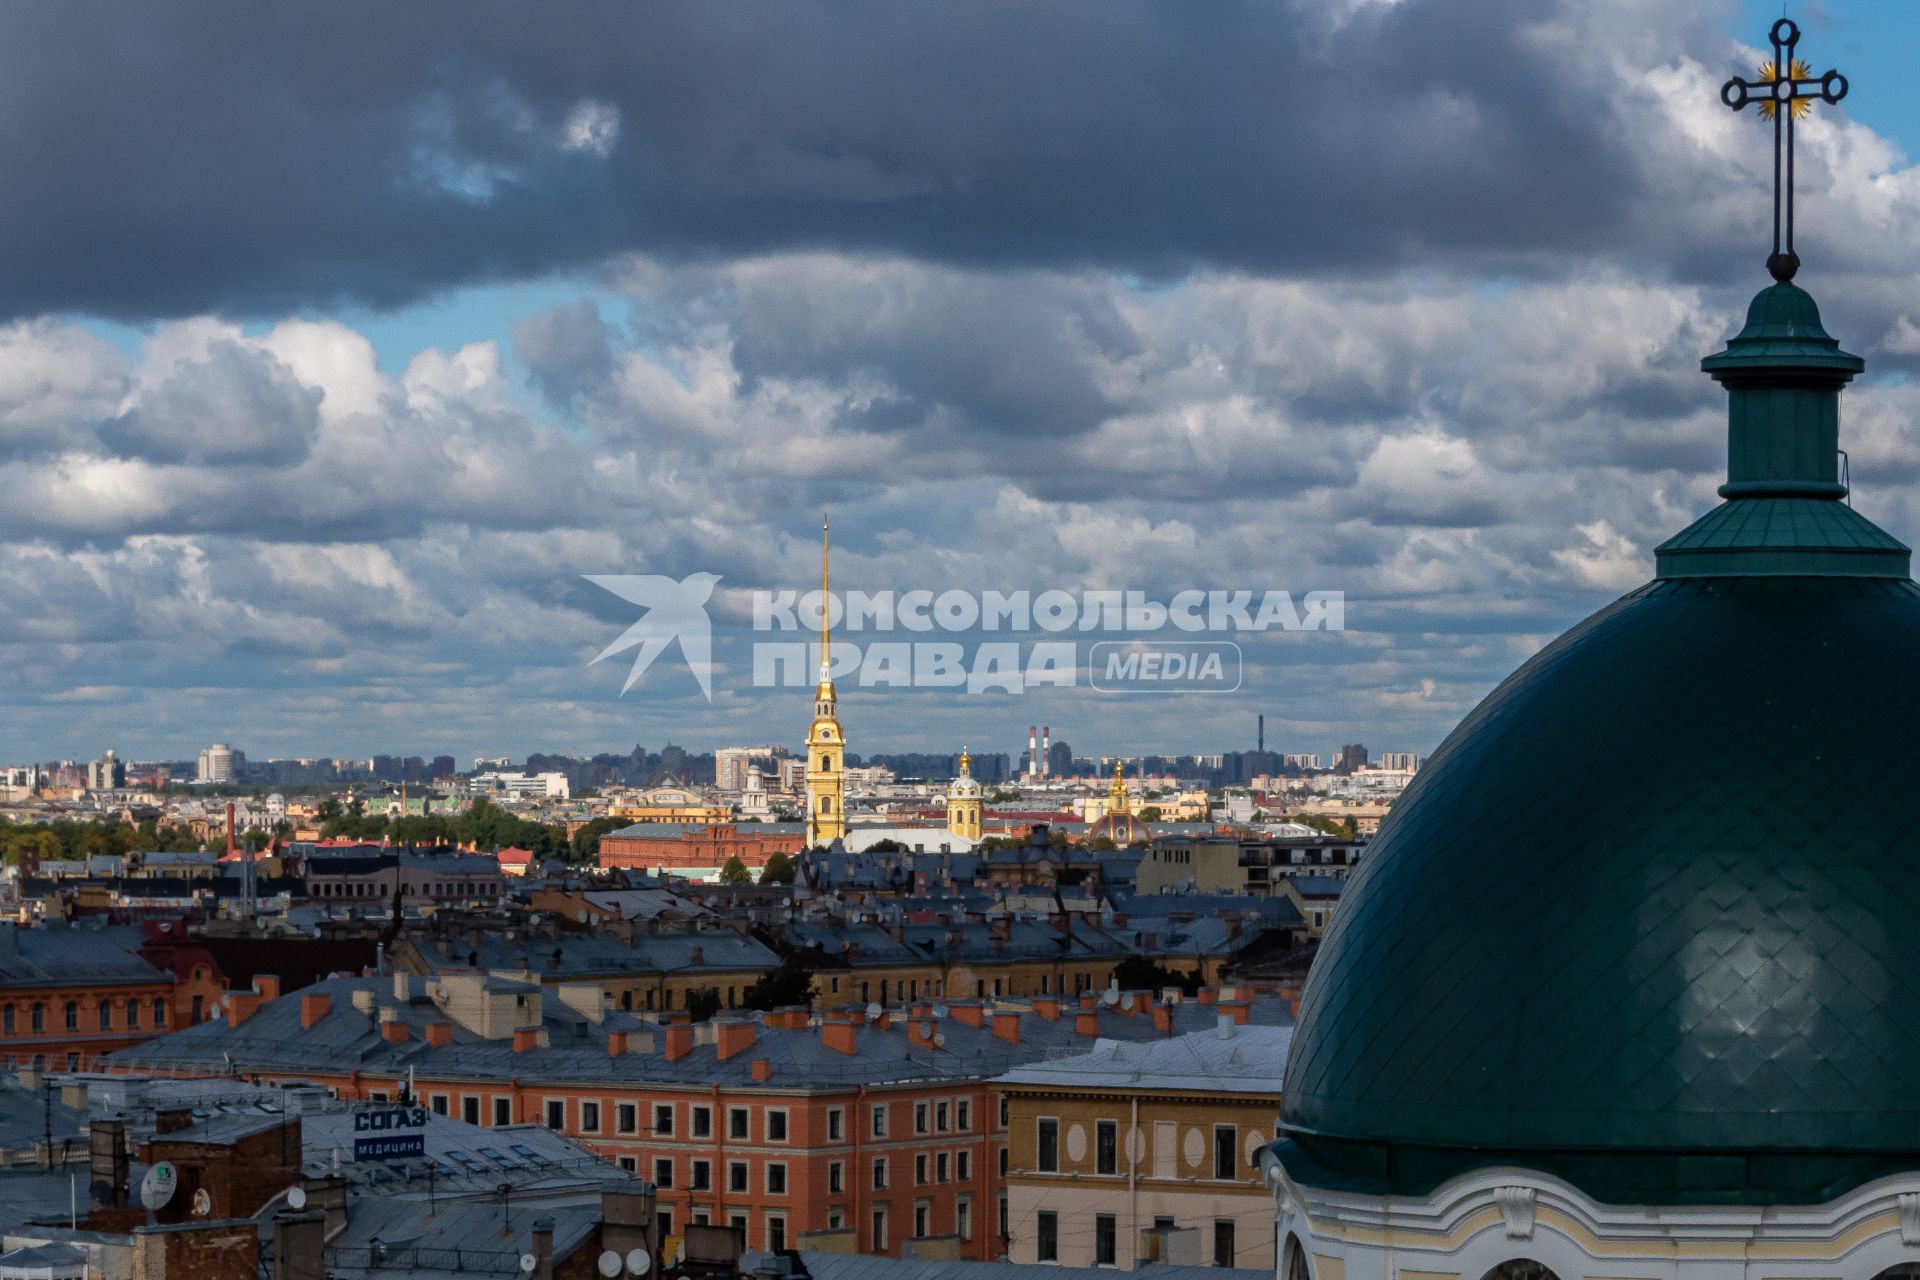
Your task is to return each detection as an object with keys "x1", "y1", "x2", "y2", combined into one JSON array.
[
  {"x1": 866, "y1": 1003, "x2": 882, "y2": 1020},
  {"x1": 933, "y1": 1032, "x2": 946, "y2": 1047},
  {"x1": 598, "y1": 1250, "x2": 623, "y2": 1278},
  {"x1": 520, "y1": 1254, "x2": 539, "y2": 1274},
  {"x1": 627, "y1": 1248, "x2": 652, "y2": 1275},
  {"x1": 209, "y1": 1001, "x2": 224, "y2": 1017},
  {"x1": 287, "y1": 1186, "x2": 308, "y2": 1210},
  {"x1": 192, "y1": 1188, "x2": 212, "y2": 1217},
  {"x1": 139, "y1": 1161, "x2": 178, "y2": 1211},
  {"x1": 932, "y1": 1004, "x2": 950, "y2": 1019},
  {"x1": 1100, "y1": 989, "x2": 1119, "y2": 1006},
  {"x1": 578, "y1": 911, "x2": 589, "y2": 923},
  {"x1": 1120, "y1": 994, "x2": 1135, "y2": 1012}
]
